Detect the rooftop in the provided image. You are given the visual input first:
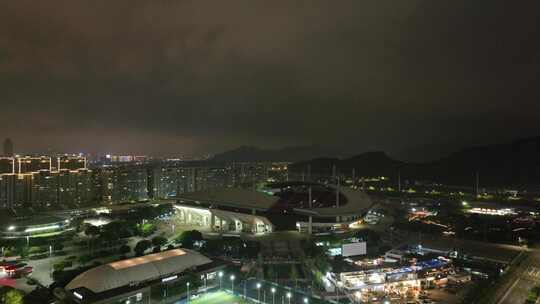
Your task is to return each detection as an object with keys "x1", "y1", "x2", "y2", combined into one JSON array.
[
  {"x1": 179, "y1": 187, "x2": 279, "y2": 210},
  {"x1": 66, "y1": 249, "x2": 212, "y2": 294}
]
